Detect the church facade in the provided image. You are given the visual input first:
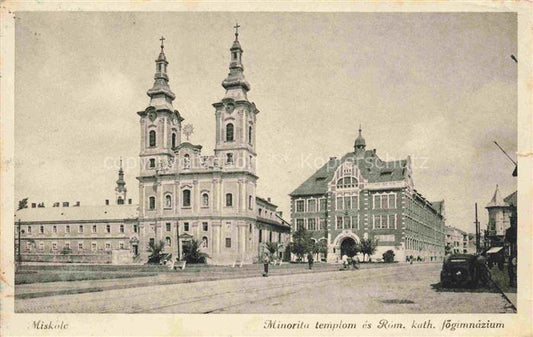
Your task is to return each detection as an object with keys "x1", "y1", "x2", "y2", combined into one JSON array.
[
  {"x1": 290, "y1": 129, "x2": 446, "y2": 263},
  {"x1": 15, "y1": 28, "x2": 290, "y2": 265}
]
